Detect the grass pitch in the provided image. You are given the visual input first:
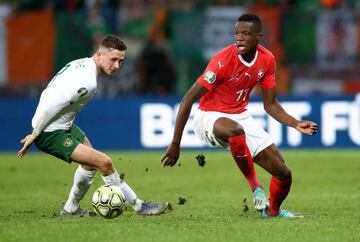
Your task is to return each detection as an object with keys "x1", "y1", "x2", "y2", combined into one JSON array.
[{"x1": 0, "y1": 150, "x2": 359, "y2": 242}]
